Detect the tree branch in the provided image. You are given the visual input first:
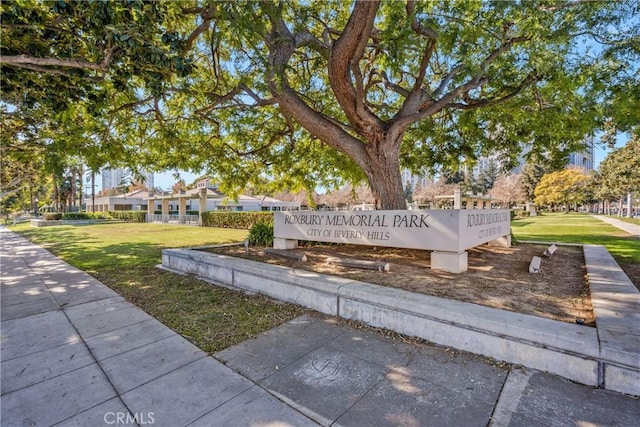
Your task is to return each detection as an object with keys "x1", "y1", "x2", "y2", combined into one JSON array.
[
  {"x1": 406, "y1": 1, "x2": 438, "y2": 39},
  {"x1": 239, "y1": 84, "x2": 277, "y2": 106},
  {"x1": 1, "y1": 61, "x2": 74, "y2": 78},
  {"x1": 328, "y1": 0, "x2": 384, "y2": 137},
  {"x1": 448, "y1": 74, "x2": 539, "y2": 110},
  {"x1": 109, "y1": 96, "x2": 155, "y2": 114},
  {"x1": 399, "y1": 38, "x2": 437, "y2": 116},
  {"x1": 294, "y1": 30, "x2": 330, "y2": 59},
  {"x1": 0, "y1": 51, "x2": 114, "y2": 72},
  {"x1": 186, "y1": 17, "x2": 211, "y2": 51},
  {"x1": 380, "y1": 71, "x2": 410, "y2": 97}
]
